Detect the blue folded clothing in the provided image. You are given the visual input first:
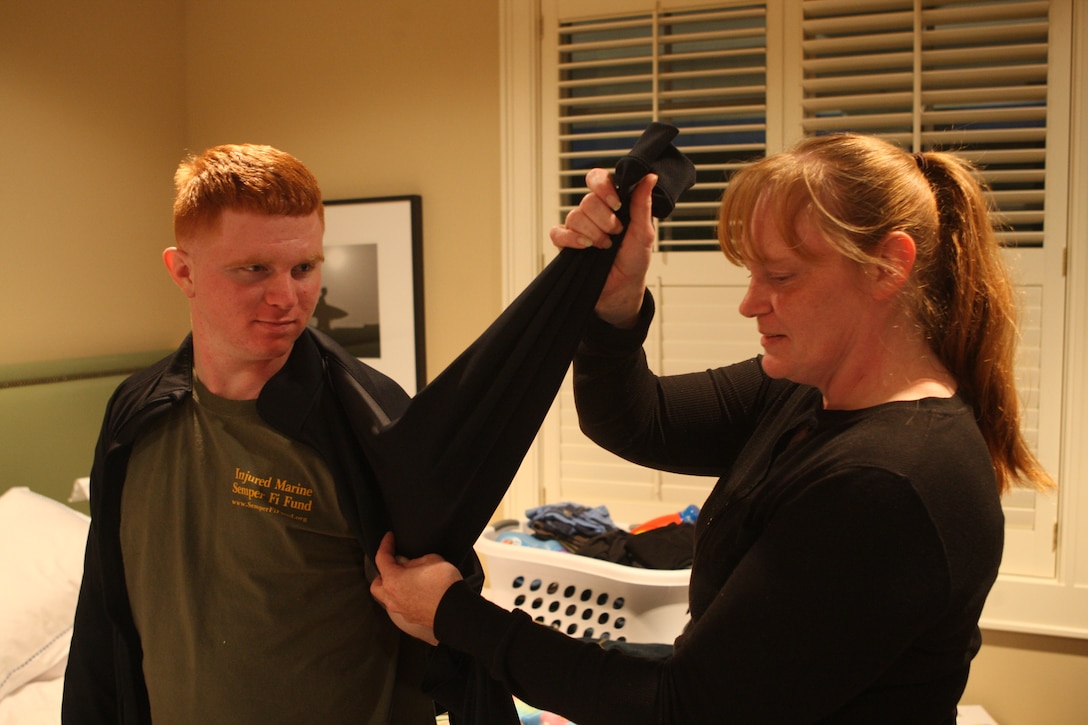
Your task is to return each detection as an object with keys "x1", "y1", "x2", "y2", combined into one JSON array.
[{"x1": 525, "y1": 502, "x2": 618, "y2": 538}]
